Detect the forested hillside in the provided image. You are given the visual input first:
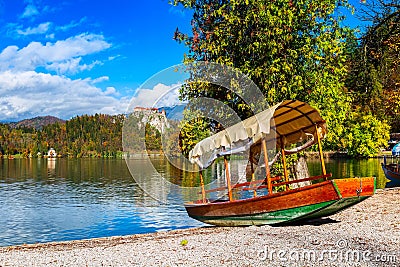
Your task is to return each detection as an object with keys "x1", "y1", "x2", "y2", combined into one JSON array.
[{"x1": 0, "y1": 113, "x2": 164, "y2": 158}]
